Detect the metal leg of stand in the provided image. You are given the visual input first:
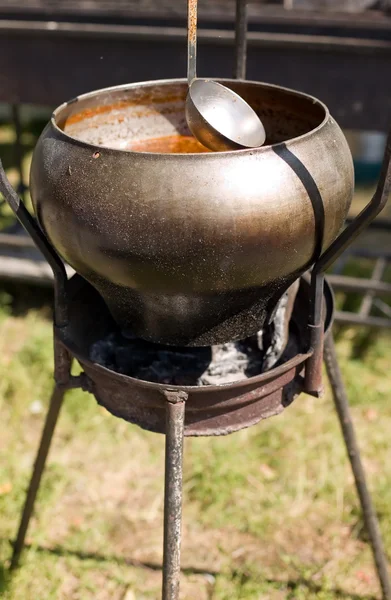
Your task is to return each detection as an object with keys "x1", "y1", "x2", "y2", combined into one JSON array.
[
  {"x1": 162, "y1": 399, "x2": 186, "y2": 600},
  {"x1": 324, "y1": 334, "x2": 391, "y2": 600},
  {"x1": 10, "y1": 384, "x2": 66, "y2": 570}
]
